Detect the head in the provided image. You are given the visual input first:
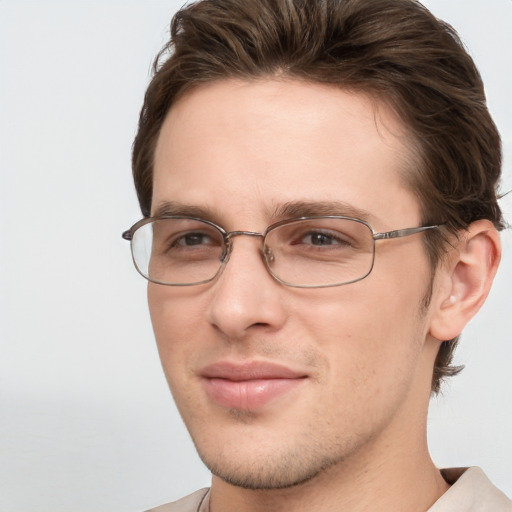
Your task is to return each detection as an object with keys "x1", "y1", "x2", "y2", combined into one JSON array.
[
  {"x1": 128, "y1": 0, "x2": 503, "y2": 491},
  {"x1": 132, "y1": 0, "x2": 503, "y2": 394}
]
